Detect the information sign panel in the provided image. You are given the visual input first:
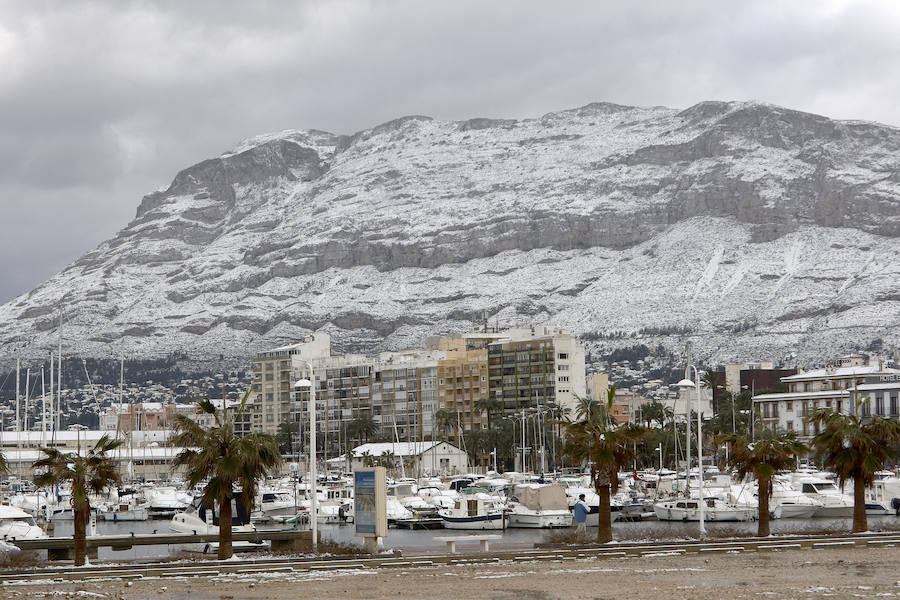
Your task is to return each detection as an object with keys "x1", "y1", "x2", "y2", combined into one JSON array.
[{"x1": 354, "y1": 467, "x2": 386, "y2": 539}]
